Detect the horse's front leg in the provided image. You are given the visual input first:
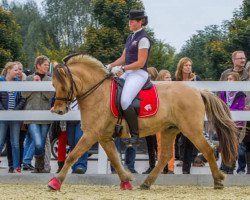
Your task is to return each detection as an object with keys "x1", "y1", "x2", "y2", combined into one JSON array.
[
  {"x1": 48, "y1": 134, "x2": 97, "y2": 191},
  {"x1": 99, "y1": 138, "x2": 134, "y2": 190},
  {"x1": 141, "y1": 128, "x2": 178, "y2": 190}
]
